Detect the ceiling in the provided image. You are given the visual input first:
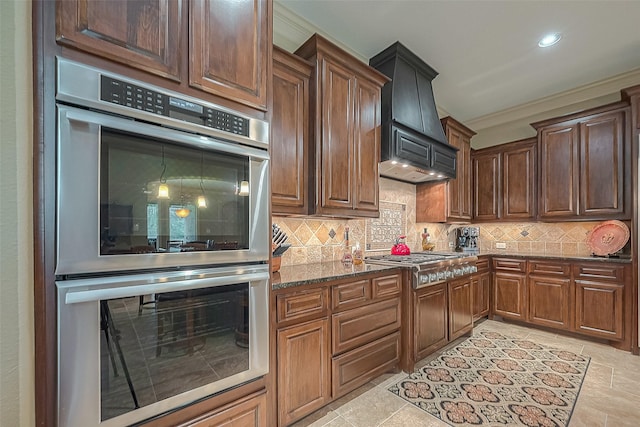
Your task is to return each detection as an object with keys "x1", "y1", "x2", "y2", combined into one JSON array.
[{"x1": 275, "y1": 0, "x2": 640, "y2": 138}]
